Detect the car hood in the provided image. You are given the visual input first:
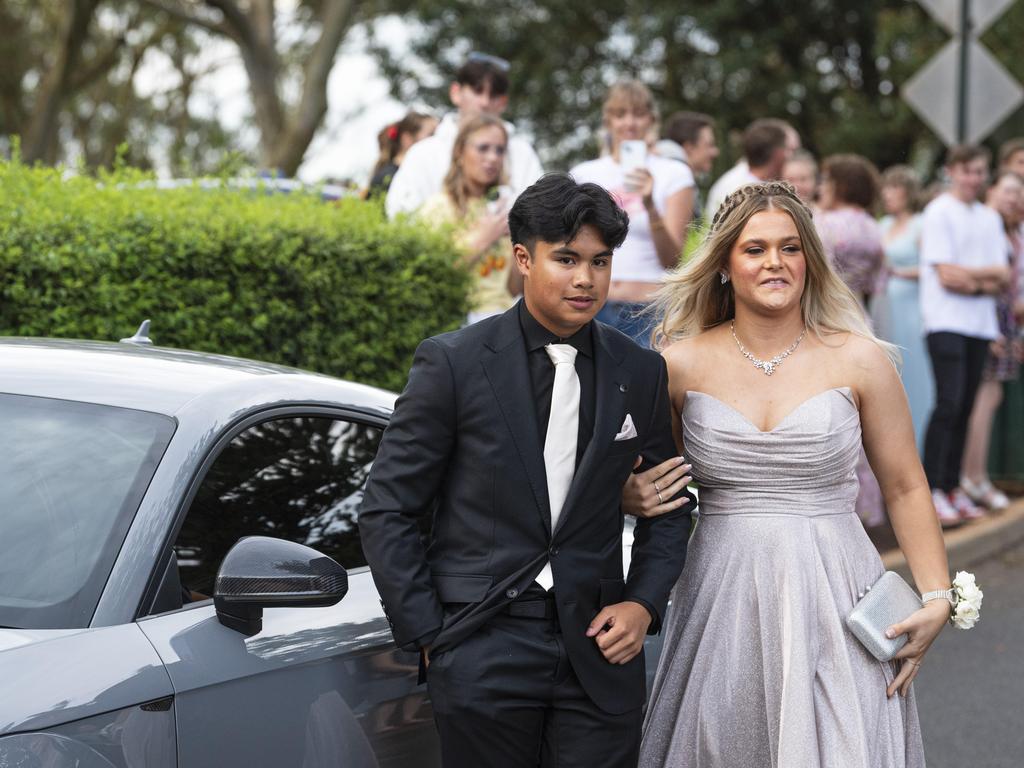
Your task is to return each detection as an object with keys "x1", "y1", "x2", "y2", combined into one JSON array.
[{"x1": 0, "y1": 624, "x2": 172, "y2": 735}]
